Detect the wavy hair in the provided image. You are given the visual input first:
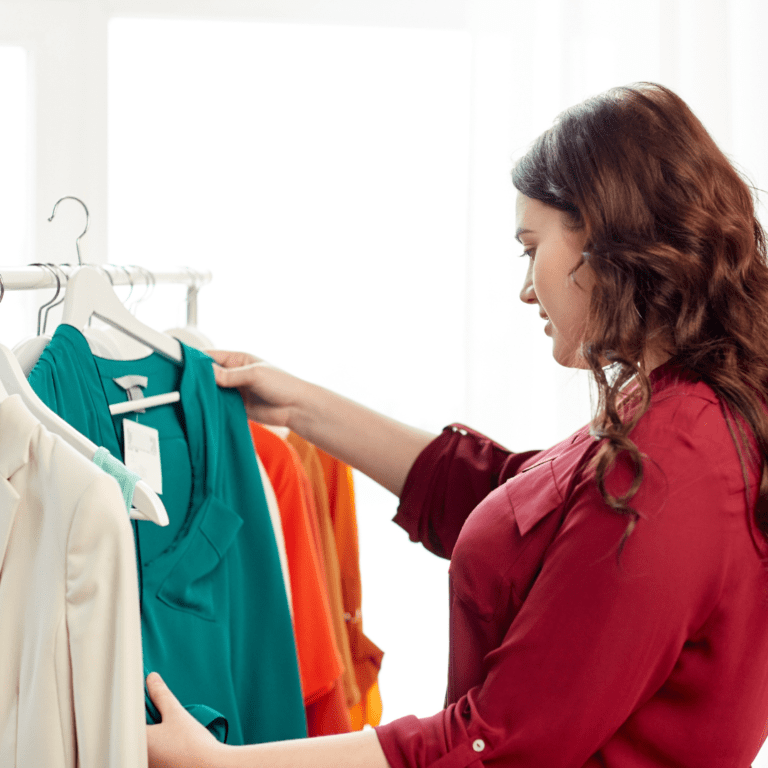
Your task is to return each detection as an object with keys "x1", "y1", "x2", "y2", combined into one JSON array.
[{"x1": 511, "y1": 82, "x2": 768, "y2": 561}]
